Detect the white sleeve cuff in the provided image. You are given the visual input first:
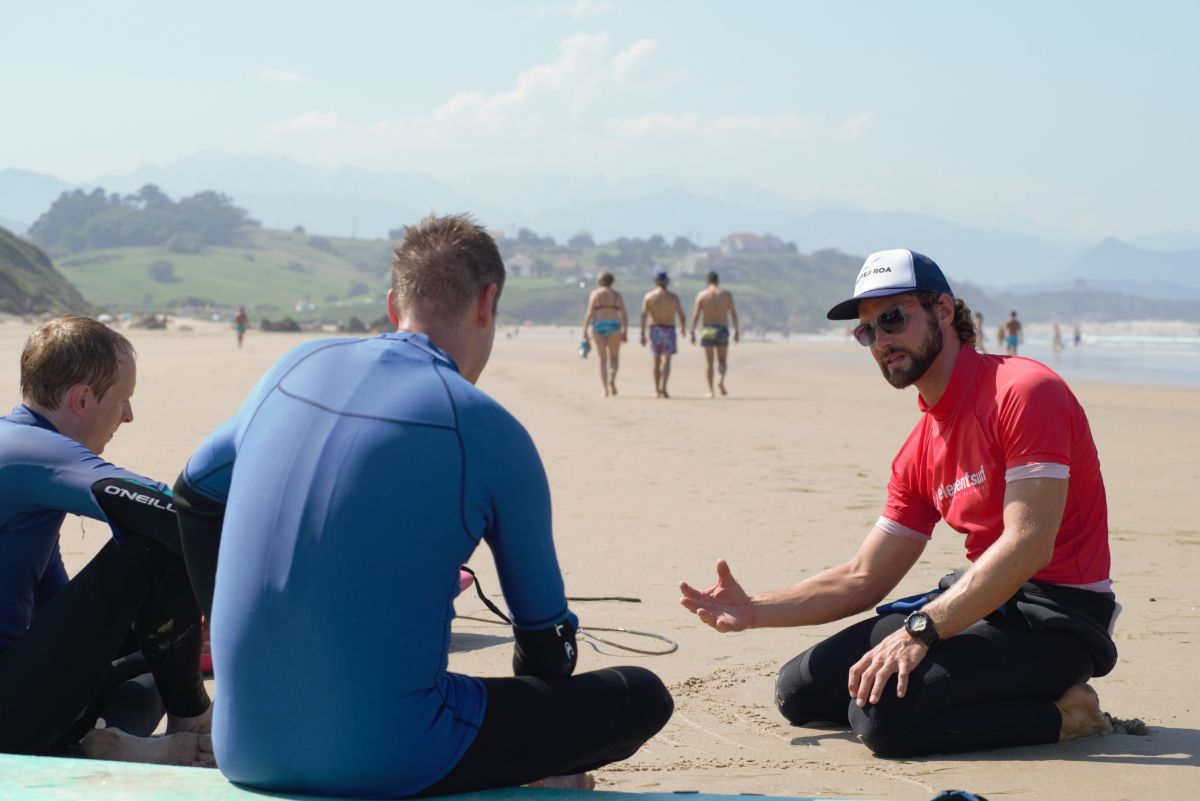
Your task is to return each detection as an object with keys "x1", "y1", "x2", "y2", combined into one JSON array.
[
  {"x1": 1005, "y1": 462, "x2": 1070, "y2": 482},
  {"x1": 876, "y1": 516, "x2": 931, "y2": 541}
]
